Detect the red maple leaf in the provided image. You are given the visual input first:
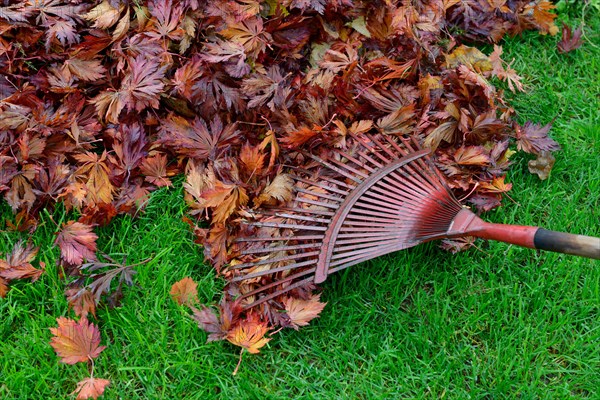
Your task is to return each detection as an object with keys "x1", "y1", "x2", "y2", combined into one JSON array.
[
  {"x1": 55, "y1": 221, "x2": 98, "y2": 266},
  {"x1": 557, "y1": 24, "x2": 583, "y2": 54},
  {"x1": 49, "y1": 316, "x2": 106, "y2": 364}
]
